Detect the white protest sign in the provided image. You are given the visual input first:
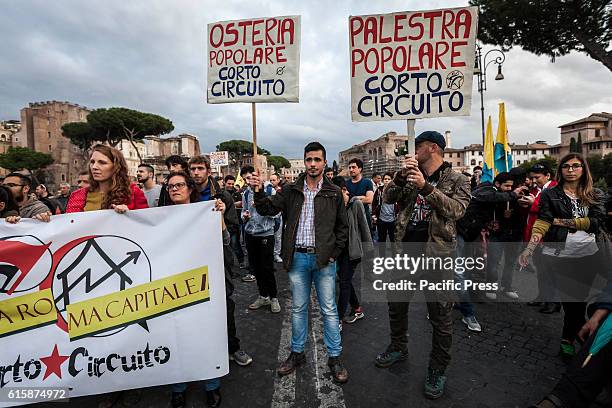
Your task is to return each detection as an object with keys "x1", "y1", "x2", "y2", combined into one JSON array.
[
  {"x1": 349, "y1": 7, "x2": 478, "y2": 121},
  {"x1": 209, "y1": 151, "x2": 229, "y2": 167},
  {"x1": 0, "y1": 202, "x2": 227, "y2": 406},
  {"x1": 207, "y1": 16, "x2": 301, "y2": 103}
]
